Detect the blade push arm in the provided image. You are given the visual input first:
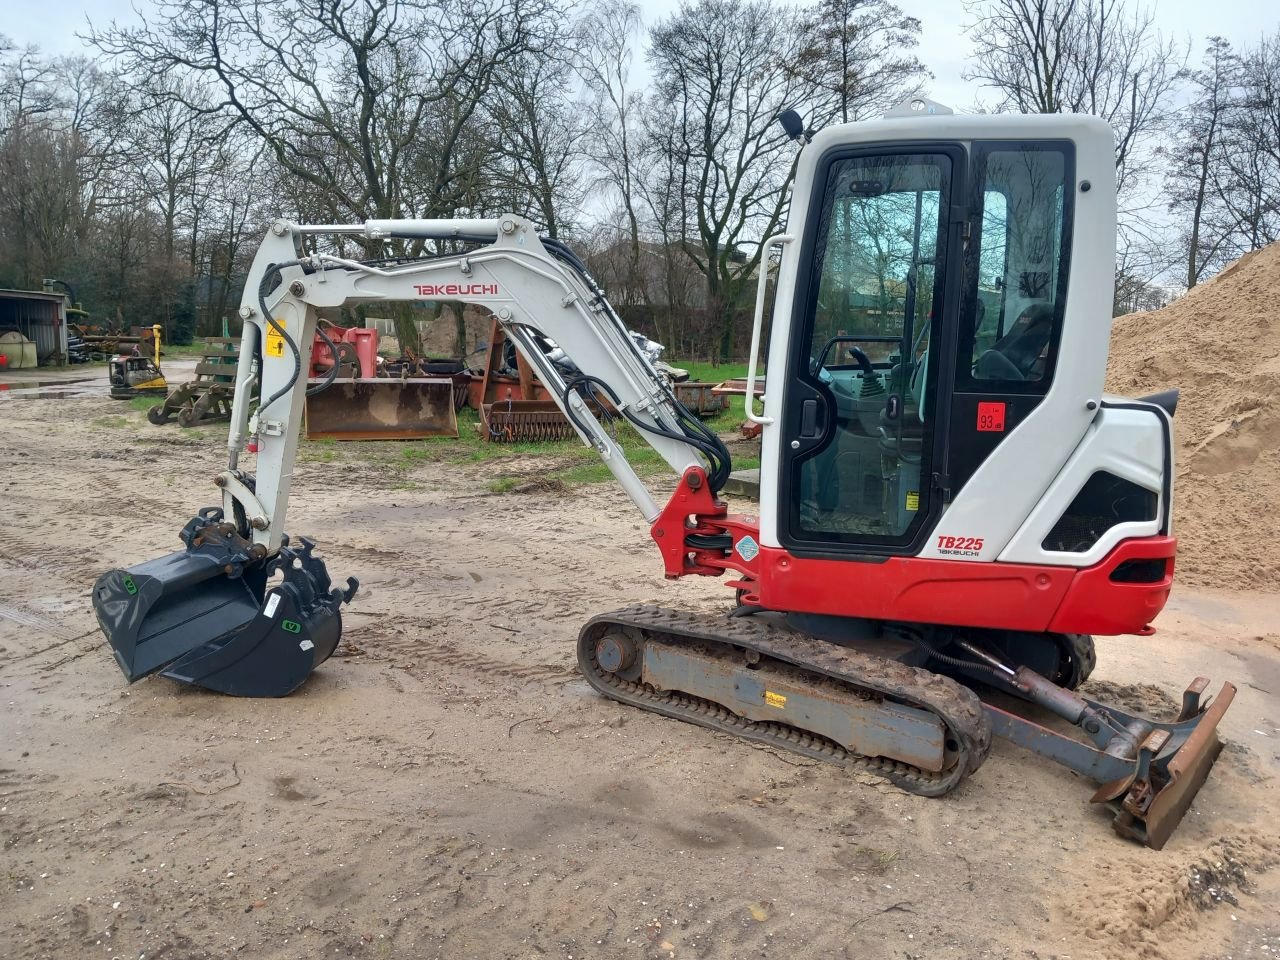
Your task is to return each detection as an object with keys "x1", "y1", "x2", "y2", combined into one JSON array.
[{"x1": 221, "y1": 216, "x2": 722, "y2": 554}]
